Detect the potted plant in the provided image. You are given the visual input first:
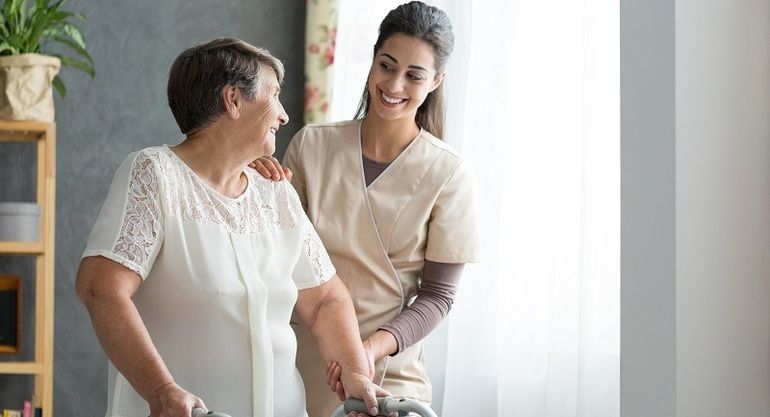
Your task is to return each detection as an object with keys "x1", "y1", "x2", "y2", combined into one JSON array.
[{"x1": 0, "y1": 0, "x2": 94, "y2": 121}]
